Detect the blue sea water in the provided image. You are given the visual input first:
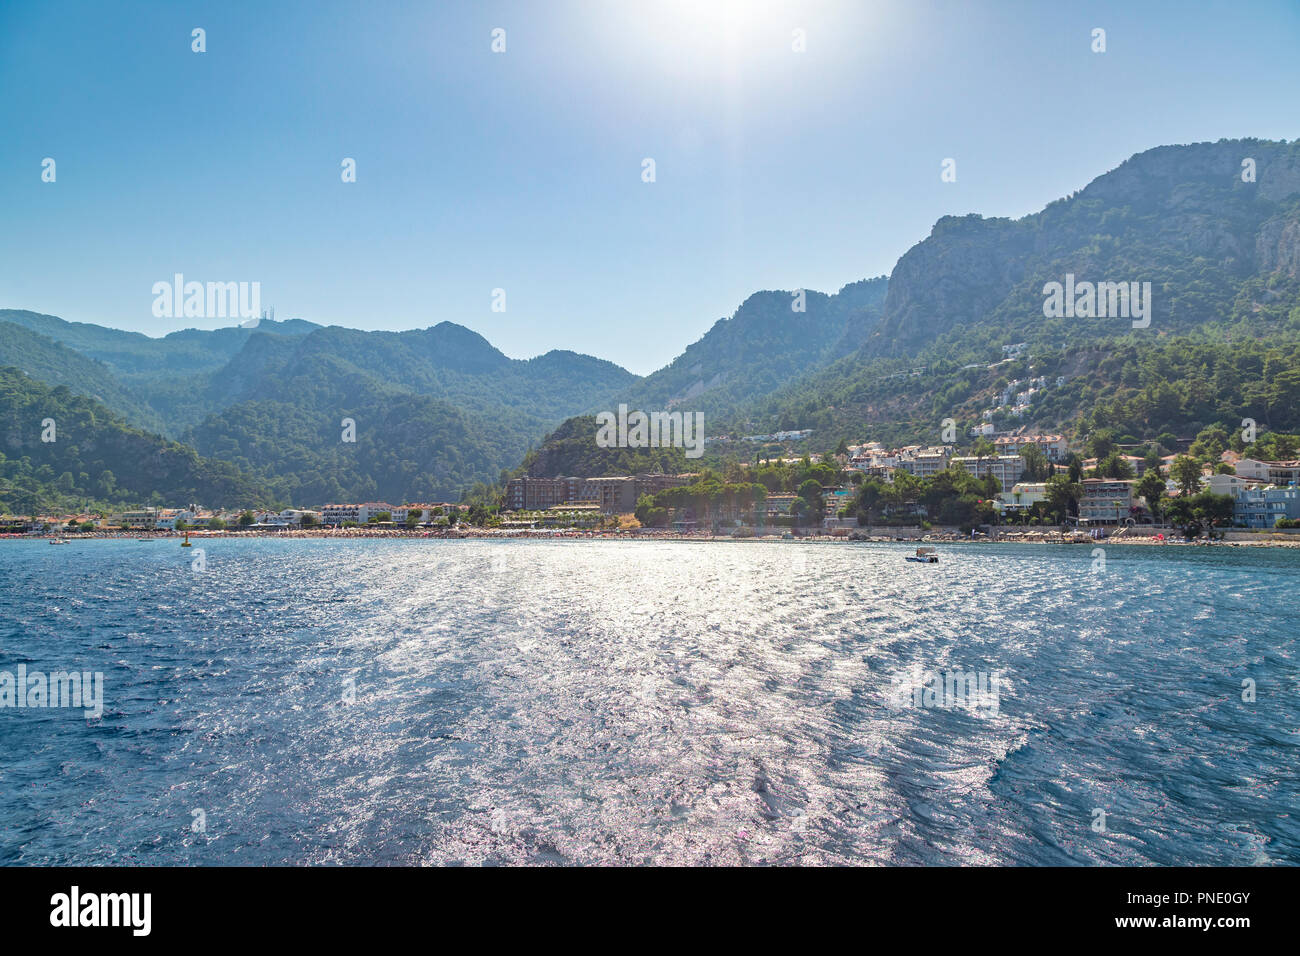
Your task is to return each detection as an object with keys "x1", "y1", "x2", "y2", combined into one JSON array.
[{"x1": 0, "y1": 536, "x2": 1297, "y2": 865}]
